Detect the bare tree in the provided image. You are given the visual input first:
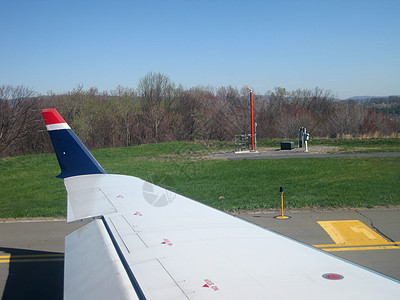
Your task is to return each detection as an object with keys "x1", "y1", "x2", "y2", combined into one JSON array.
[
  {"x1": 0, "y1": 85, "x2": 39, "y2": 156},
  {"x1": 290, "y1": 87, "x2": 336, "y2": 136},
  {"x1": 2, "y1": 79, "x2": 399, "y2": 157},
  {"x1": 107, "y1": 86, "x2": 139, "y2": 146},
  {"x1": 329, "y1": 102, "x2": 367, "y2": 137},
  {"x1": 137, "y1": 72, "x2": 177, "y2": 142}
]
